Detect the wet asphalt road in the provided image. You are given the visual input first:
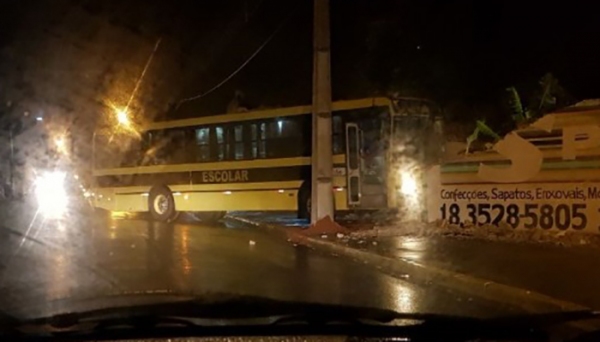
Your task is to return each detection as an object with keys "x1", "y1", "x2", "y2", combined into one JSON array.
[{"x1": 0, "y1": 209, "x2": 521, "y2": 320}]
